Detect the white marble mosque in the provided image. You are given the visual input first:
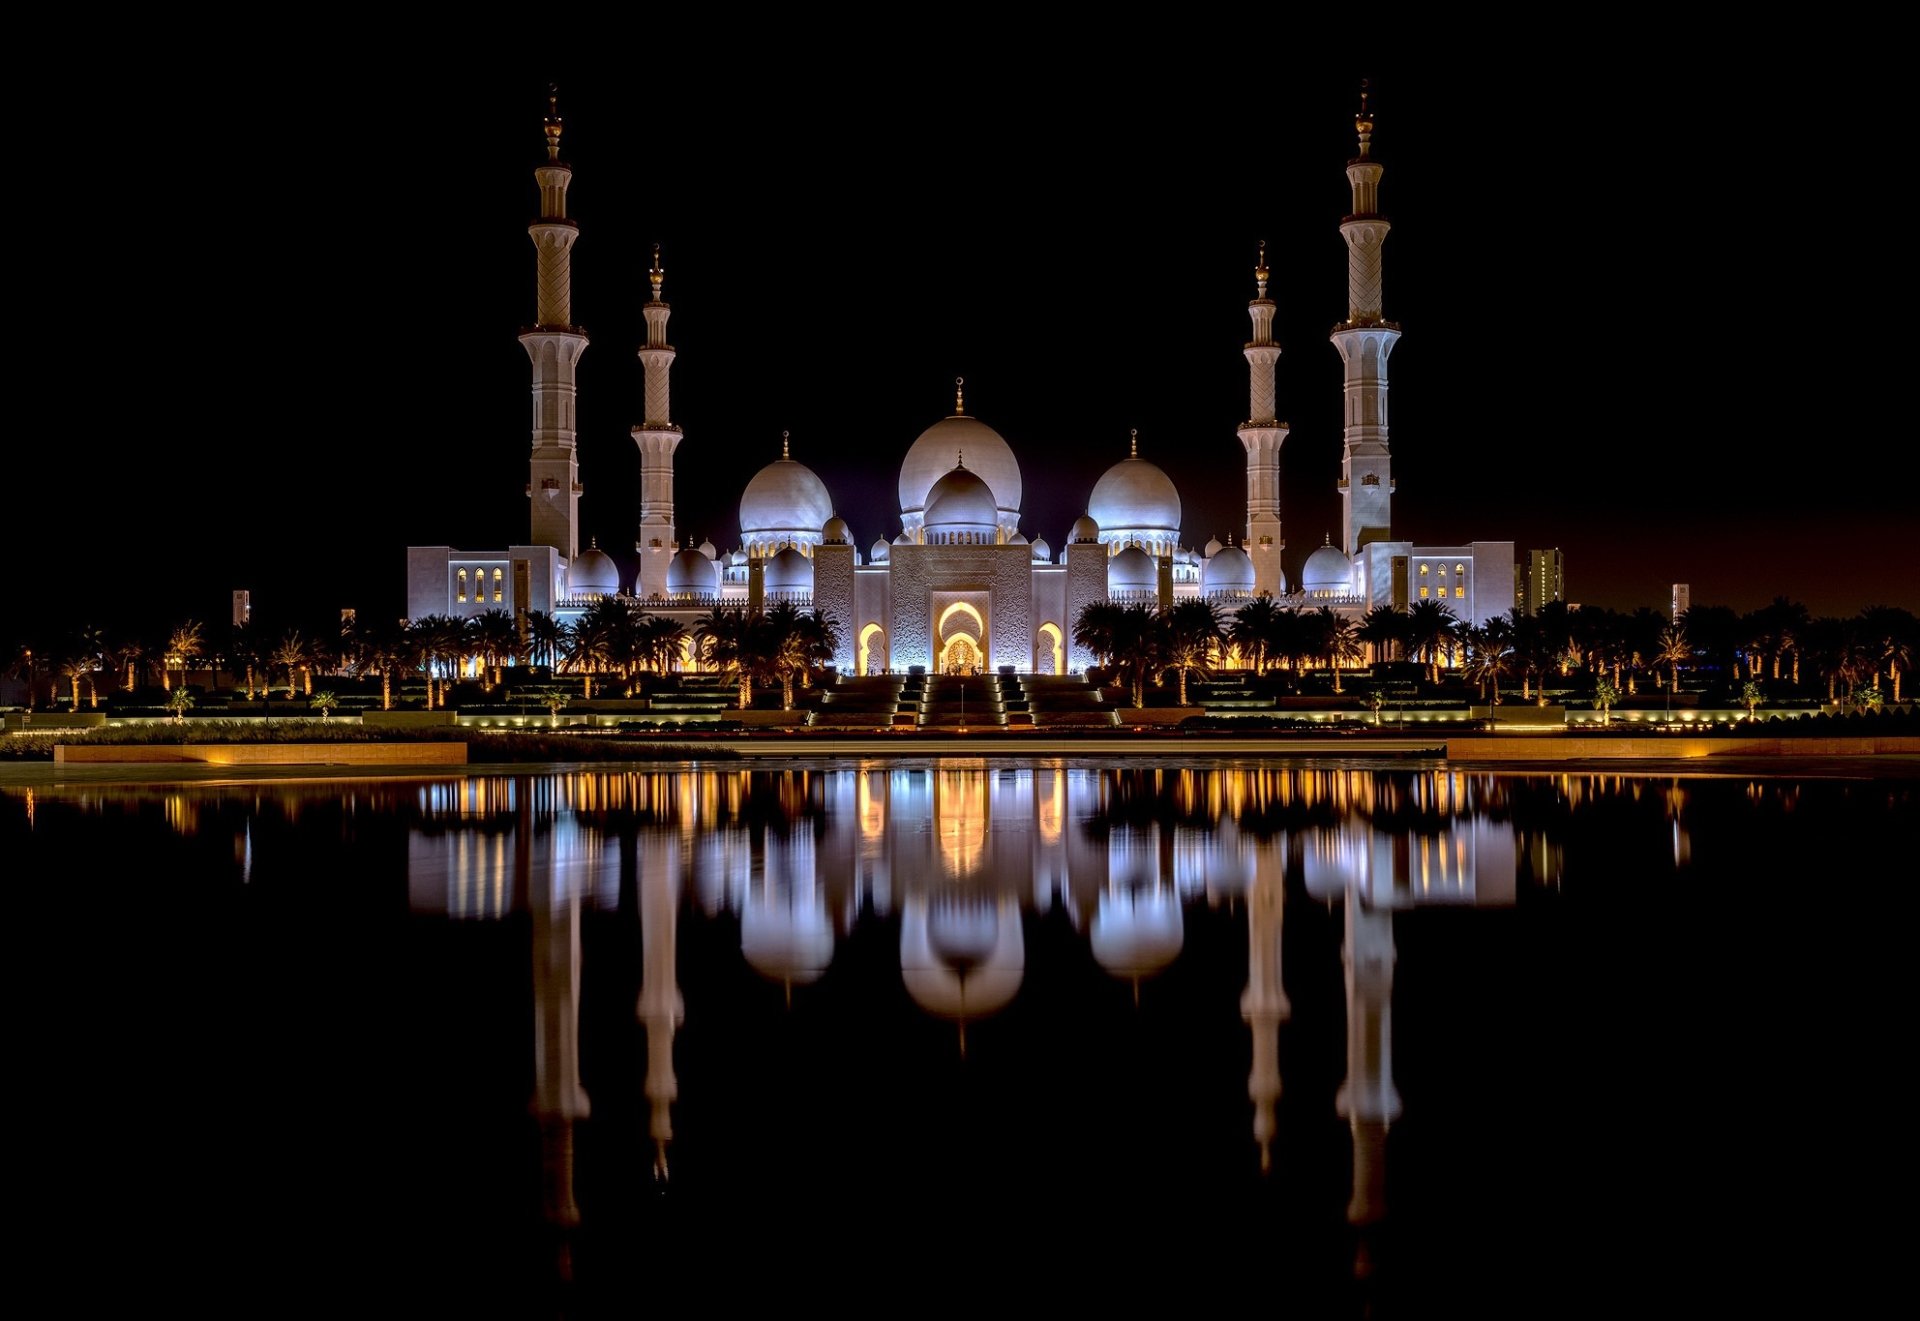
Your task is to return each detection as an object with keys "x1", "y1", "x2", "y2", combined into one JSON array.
[{"x1": 407, "y1": 90, "x2": 1513, "y2": 674}]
